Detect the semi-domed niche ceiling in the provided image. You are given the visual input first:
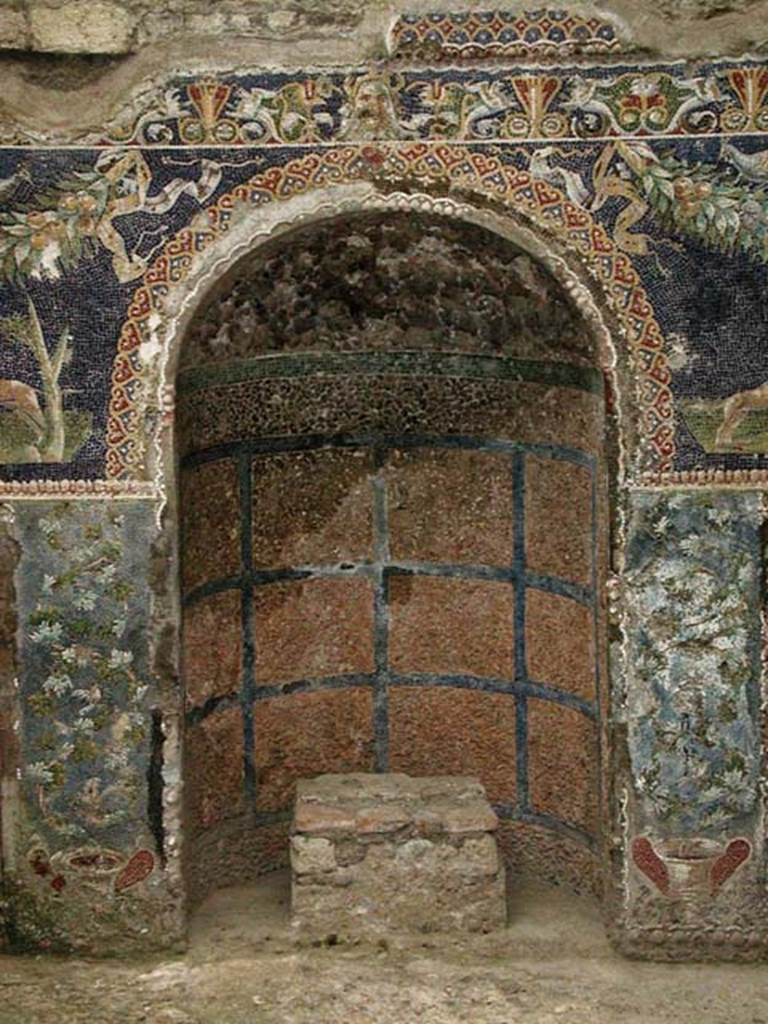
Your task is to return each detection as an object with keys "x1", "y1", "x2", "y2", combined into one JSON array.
[{"x1": 182, "y1": 212, "x2": 594, "y2": 369}]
